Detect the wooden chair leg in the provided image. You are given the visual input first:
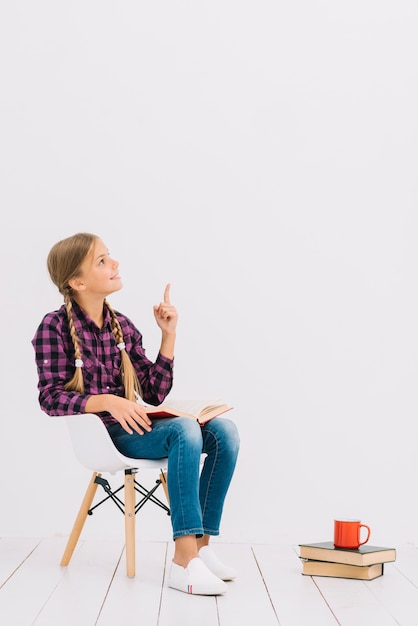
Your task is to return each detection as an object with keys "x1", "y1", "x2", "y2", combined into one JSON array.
[
  {"x1": 160, "y1": 471, "x2": 170, "y2": 506},
  {"x1": 60, "y1": 471, "x2": 100, "y2": 566},
  {"x1": 124, "y1": 471, "x2": 136, "y2": 577}
]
